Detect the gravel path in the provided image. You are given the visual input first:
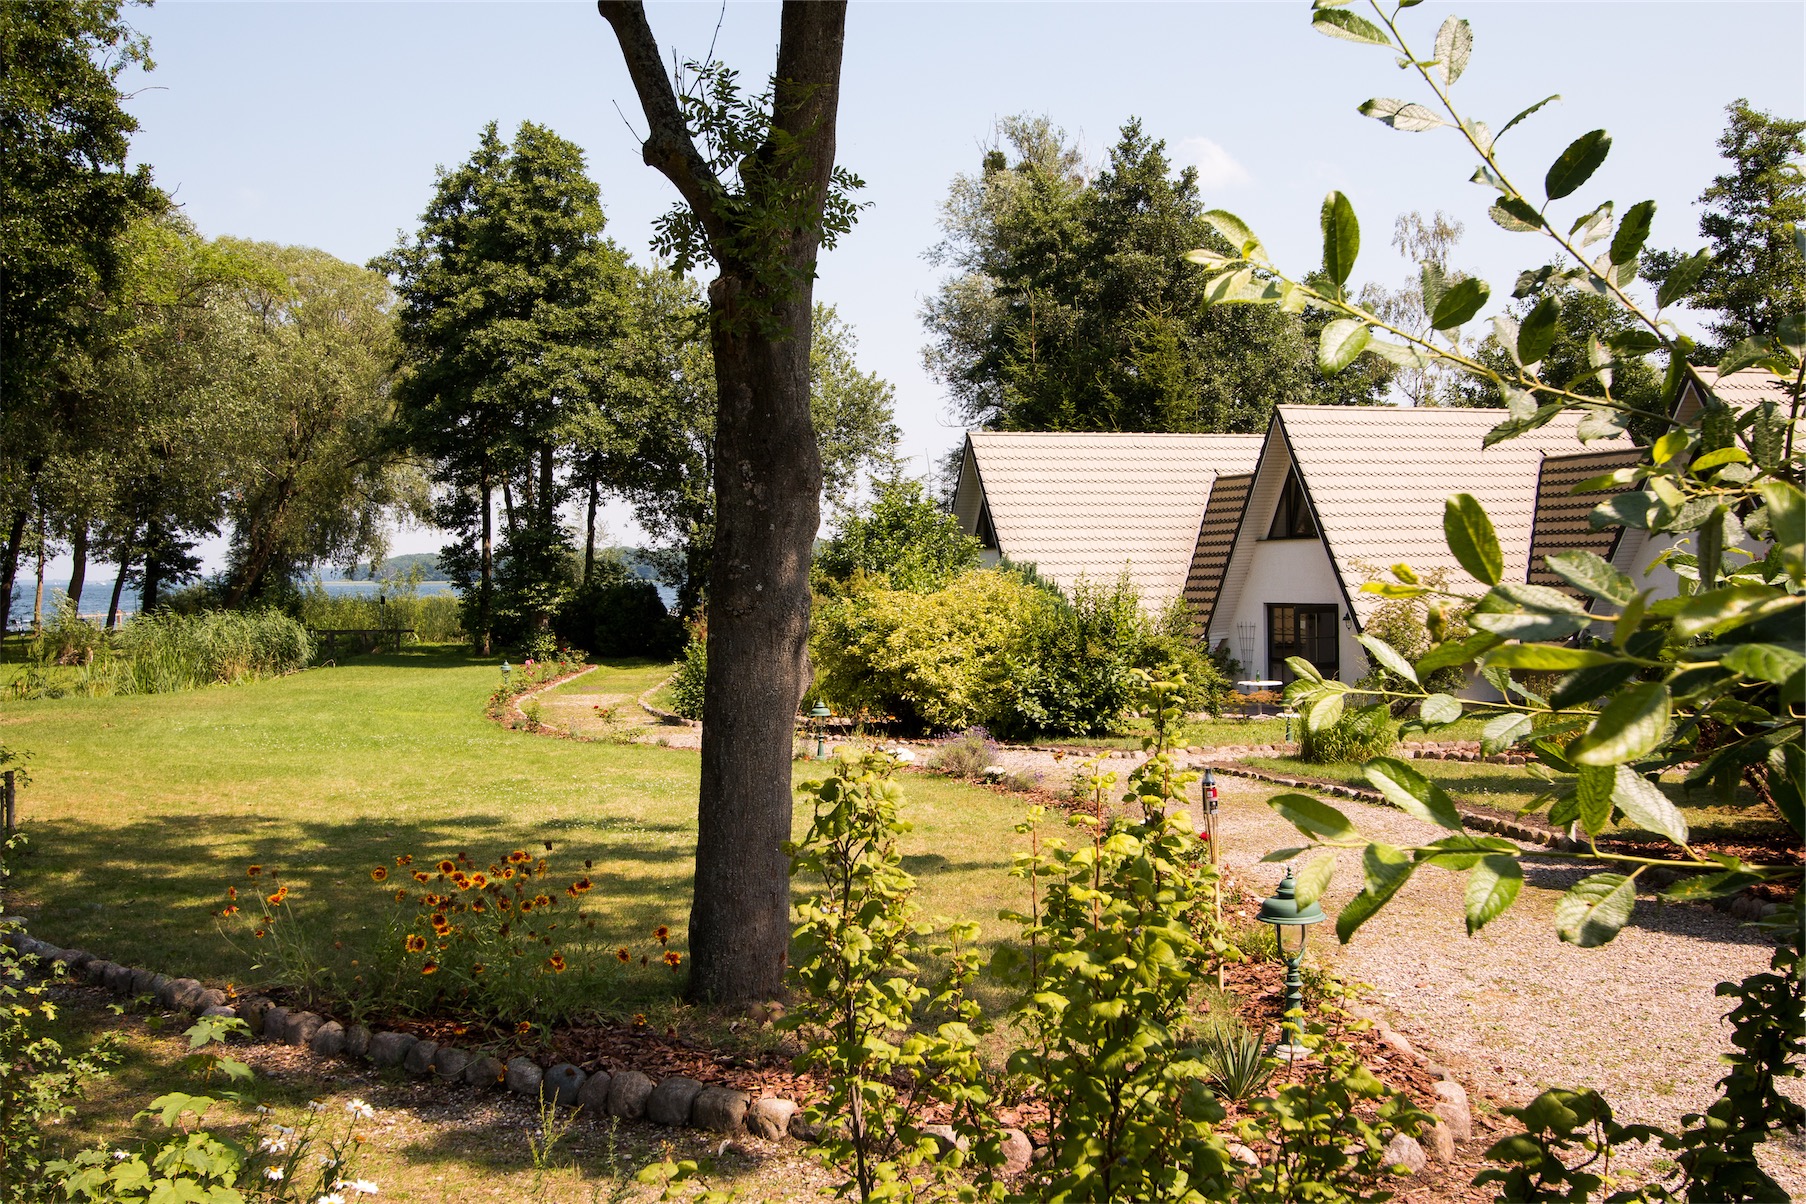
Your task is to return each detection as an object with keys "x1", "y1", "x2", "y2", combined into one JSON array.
[{"x1": 978, "y1": 742, "x2": 1806, "y2": 1193}]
